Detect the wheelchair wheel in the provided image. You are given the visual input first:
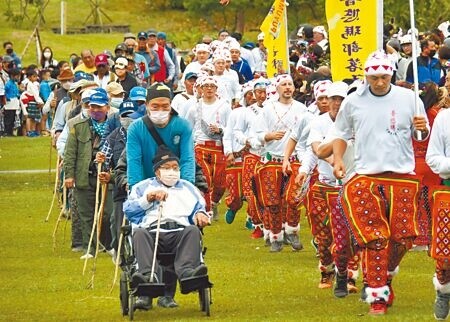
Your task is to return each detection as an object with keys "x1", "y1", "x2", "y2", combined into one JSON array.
[
  {"x1": 199, "y1": 287, "x2": 210, "y2": 316},
  {"x1": 129, "y1": 294, "x2": 135, "y2": 321},
  {"x1": 120, "y1": 272, "x2": 129, "y2": 316}
]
